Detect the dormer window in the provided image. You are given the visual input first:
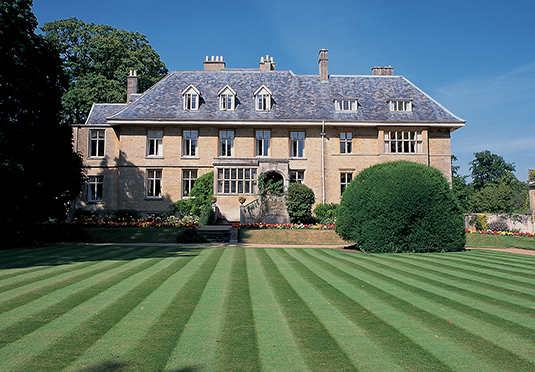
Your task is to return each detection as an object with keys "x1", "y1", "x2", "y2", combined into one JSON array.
[
  {"x1": 390, "y1": 100, "x2": 412, "y2": 112},
  {"x1": 254, "y1": 85, "x2": 272, "y2": 111},
  {"x1": 182, "y1": 85, "x2": 201, "y2": 110},
  {"x1": 334, "y1": 99, "x2": 358, "y2": 112},
  {"x1": 218, "y1": 85, "x2": 236, "y2": 111}
]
